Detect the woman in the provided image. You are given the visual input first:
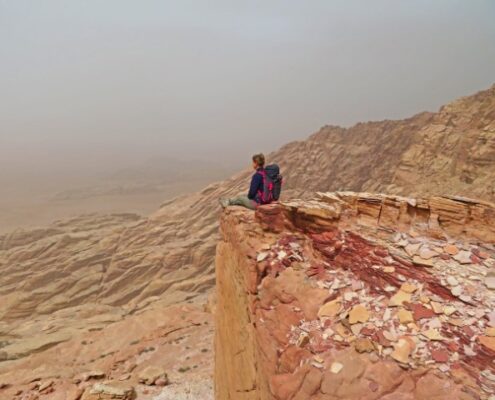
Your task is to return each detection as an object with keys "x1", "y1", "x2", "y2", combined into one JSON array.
[{"x1": 219, "y1": 153, "x2": 267, "y2": 210}]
